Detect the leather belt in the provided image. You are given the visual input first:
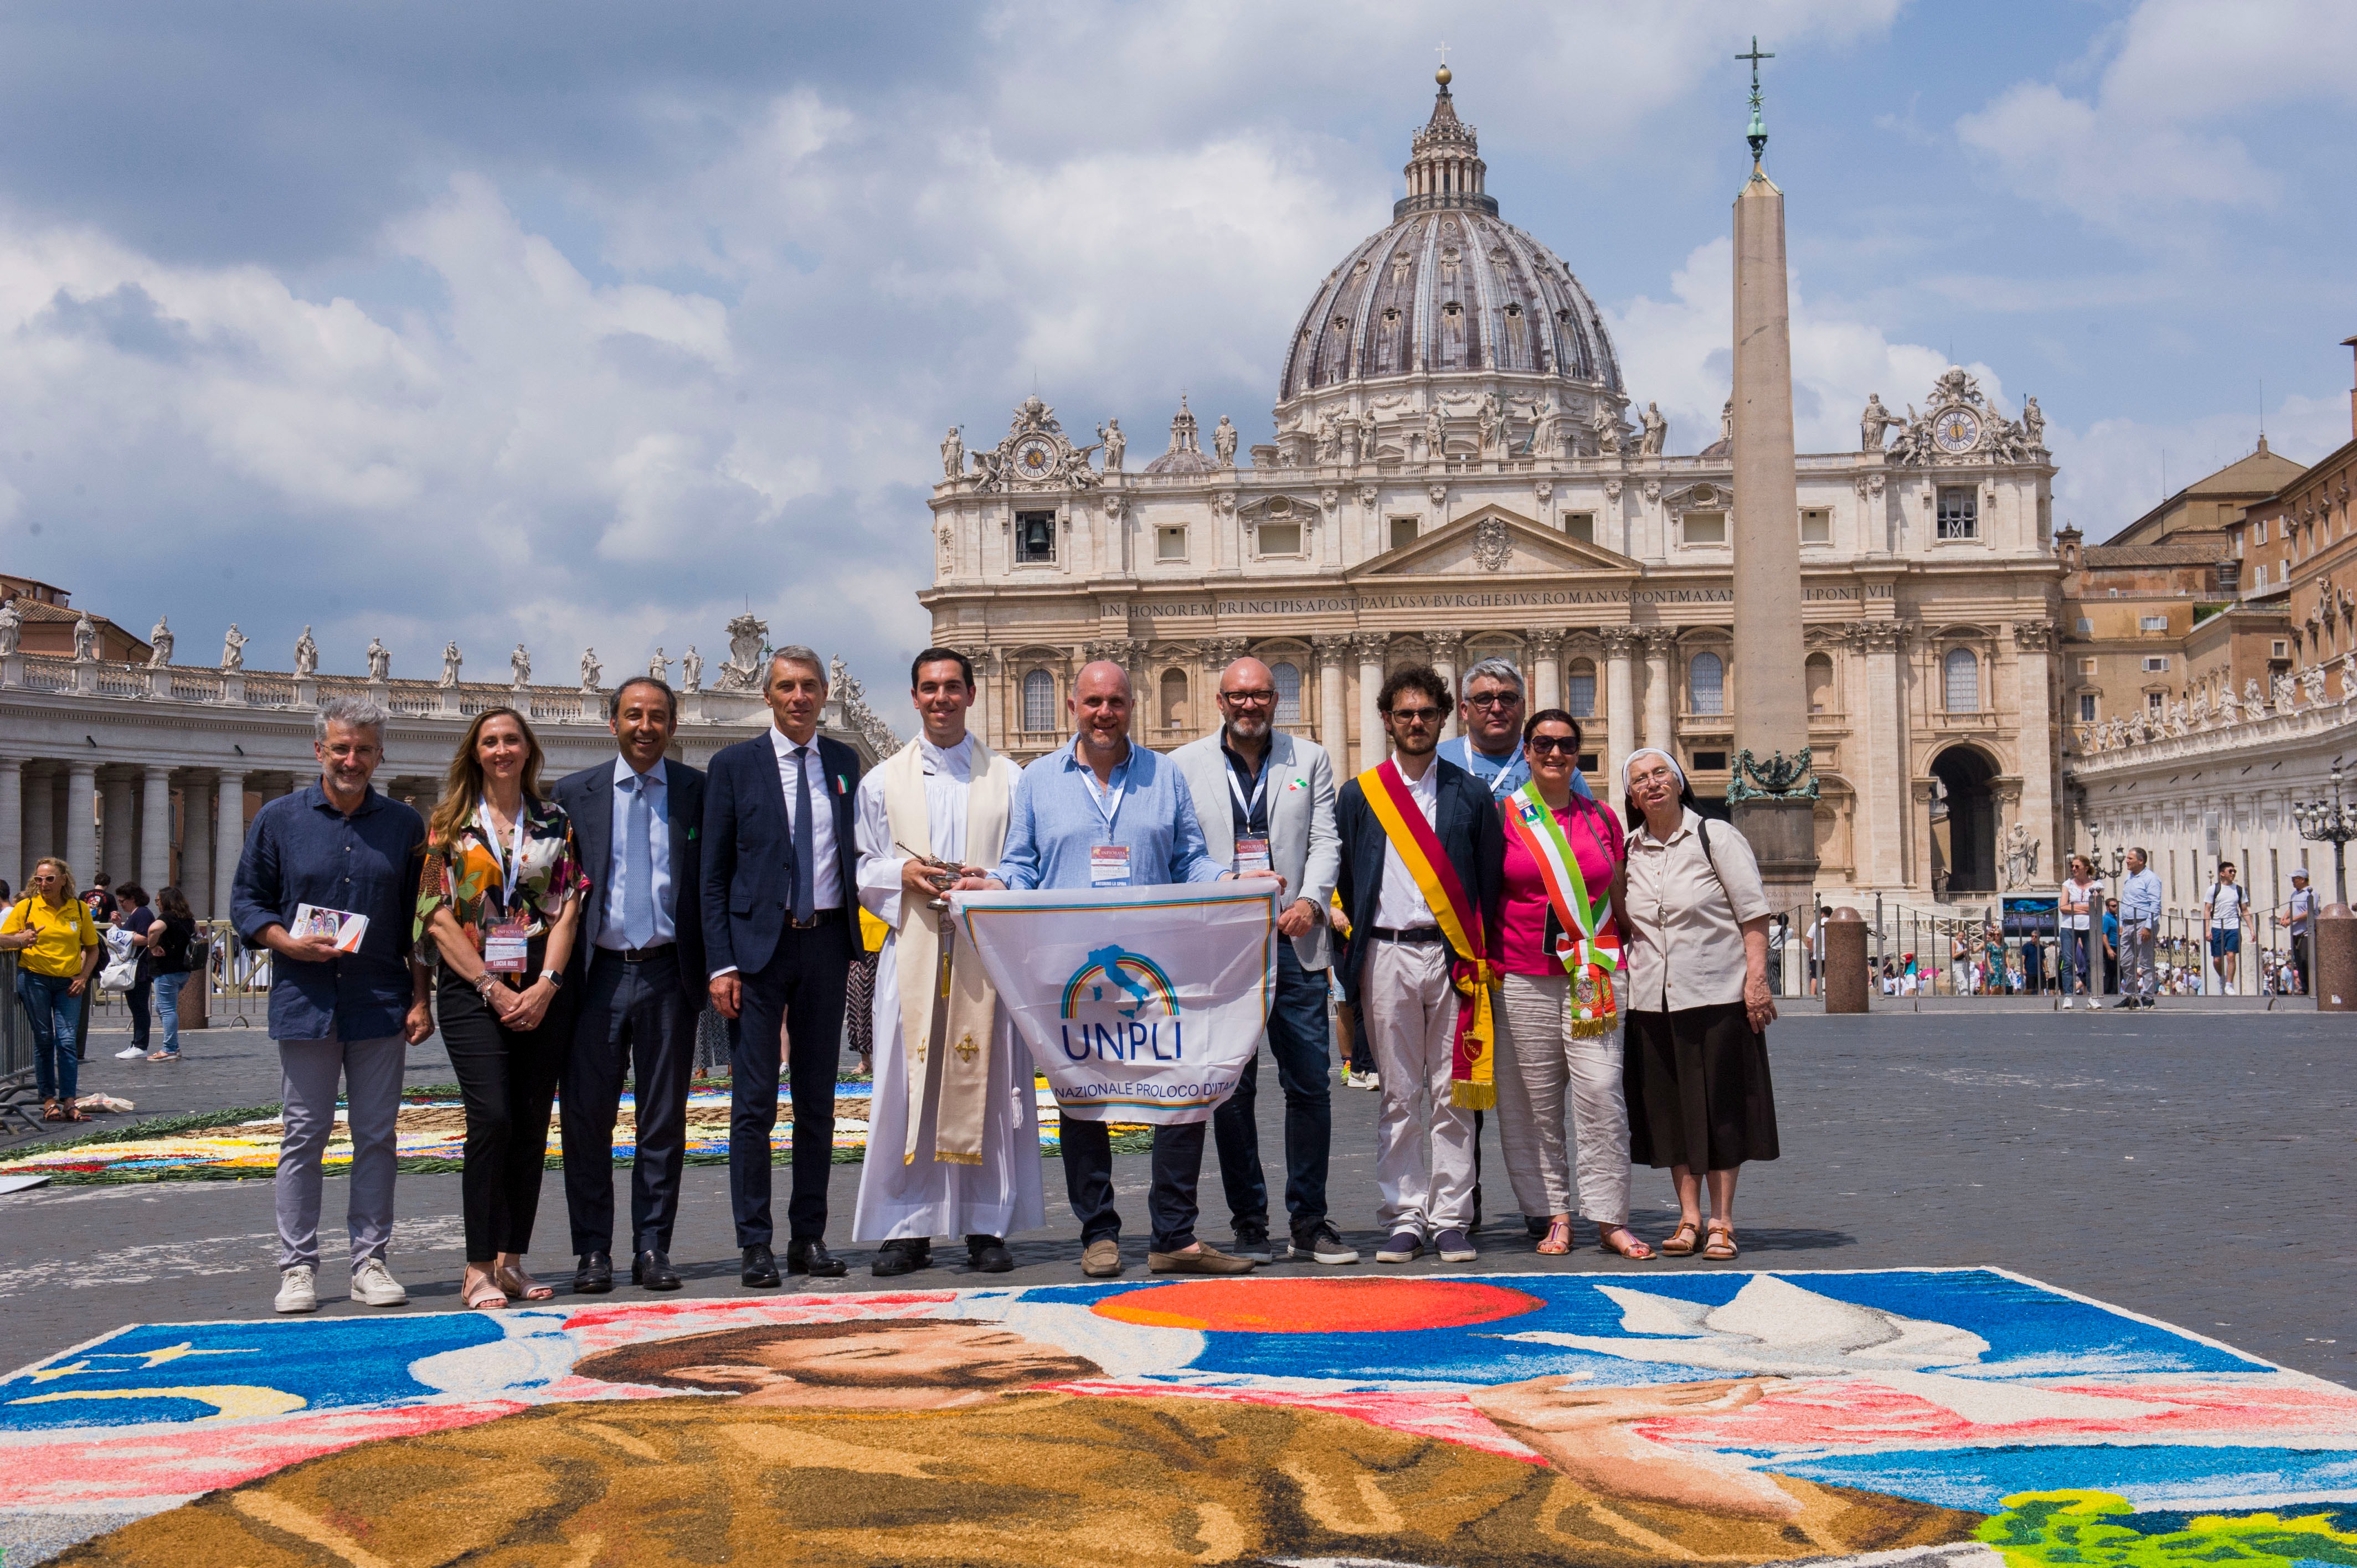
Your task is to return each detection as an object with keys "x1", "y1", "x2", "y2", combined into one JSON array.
[
  {"x1": 609, "y1": 942, "x2": 675, "y2": 964},
  {"x1": 1369, "y1": 925, "x2": 1447, "y2": 944},
  {"x1": 788, "y1": 912, "x2": 840, "y2": 931}
]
